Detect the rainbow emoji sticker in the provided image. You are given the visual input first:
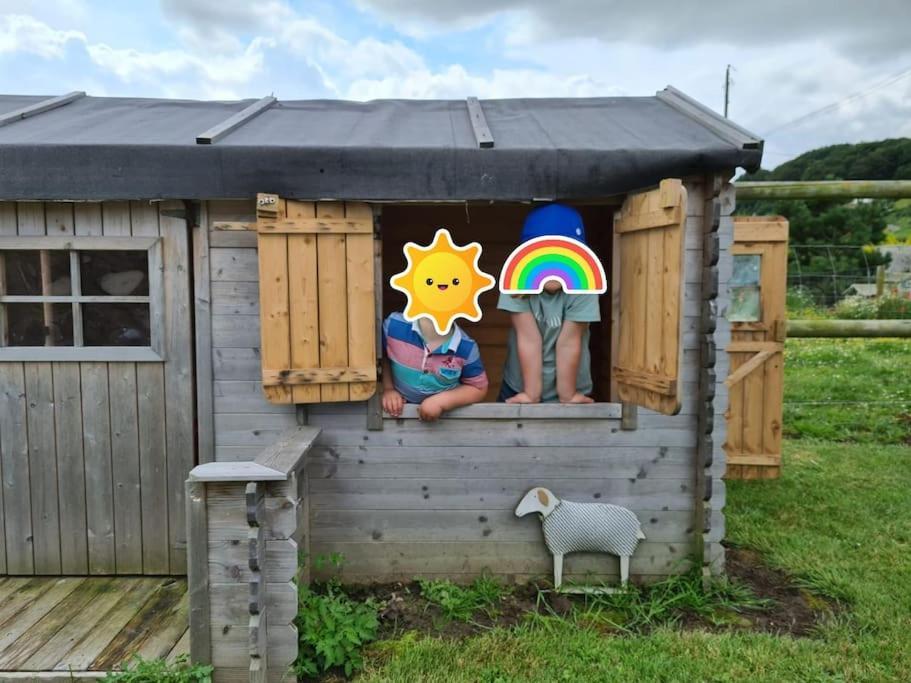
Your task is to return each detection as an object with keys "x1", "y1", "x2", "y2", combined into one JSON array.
[{"x1": 499, "y1": 235, "x2": 607, "y2": 295}]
